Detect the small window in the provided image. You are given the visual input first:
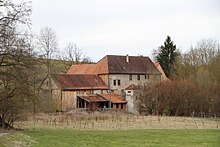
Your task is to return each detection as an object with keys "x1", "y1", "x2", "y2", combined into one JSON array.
[
  {"x1": 137, "y1": 75, "x2": 140, "y2": 80},
  {"x1": 145, "y1": 74, "x2": 147, "y2": 79},
  {"x1": 129, "y1": 75, "x2": 132, "y2": 81},
  {"x1": 116, "y1": 104, "x2": 119, "y2": 108},
  {"x1": 147, "y1": 74, "x2": 149, "y2": 79},
  {"x1": 129, "y1": 75, "x2": 132, "y2": 80},
  {"x1": 121, "y1": 104, "x2": 123, "y2": 109},
  {"x1": 118, "y1": 80, "x2": 121, "y2": 86},
  {"x1": 113, "y1": 80, "x2": 116, "y2": 86},
  {"x1": 127, "y1": 91, "x2": 131, "y2": 93}
]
